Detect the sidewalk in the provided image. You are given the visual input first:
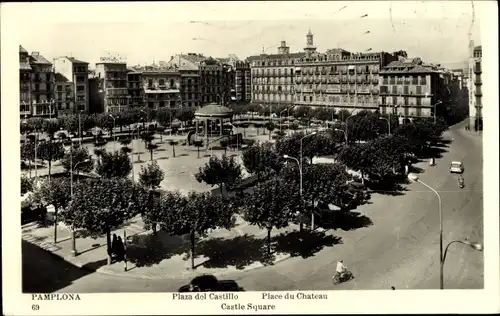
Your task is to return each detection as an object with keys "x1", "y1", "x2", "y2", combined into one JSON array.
[{"x1": 22, "y1": 215, "x2": 297, "y2": 280}]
